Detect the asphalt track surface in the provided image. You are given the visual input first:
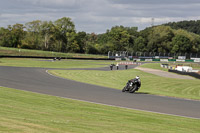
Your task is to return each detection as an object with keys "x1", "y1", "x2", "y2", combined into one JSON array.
[{"x1": 0, "y1": 65, "x2": 200, "y2": 119}]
